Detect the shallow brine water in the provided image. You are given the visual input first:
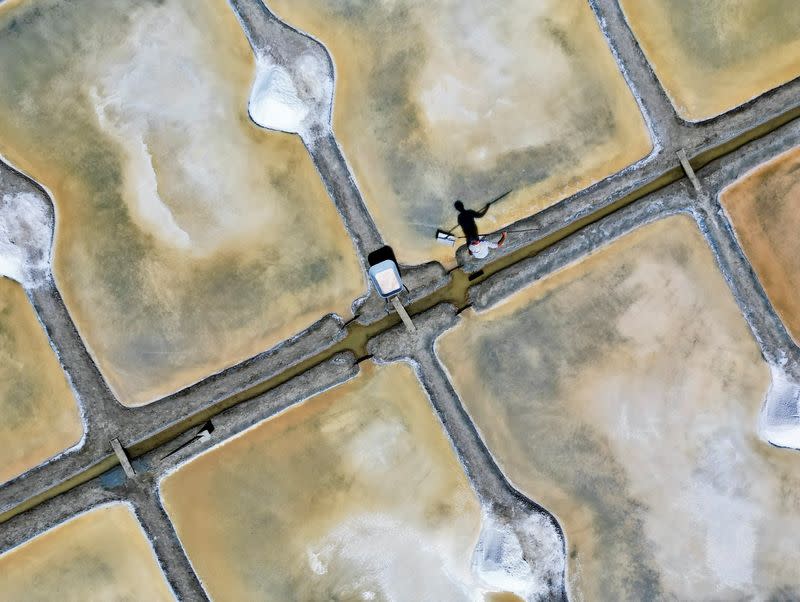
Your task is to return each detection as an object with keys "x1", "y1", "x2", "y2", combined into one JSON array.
[
  {"x1": 0, "y1": 503, "x2": 175, "y2": 600},
  {"x1": 721, "y1": 144, "x2": 800, "y2": 346},
  {"x1": 161, "y1": 362, "x2": 518, "y2": 601},
  {"x1": 620, "y1": 0, "x2": 800, "y2": 120},
  {"x1": 0, "y1": 0, "x2": 364, "y2": 406},
  {"x1": 0, "y1": 276, "x2": 82, "y2": 484},
  {"x1": 438, "y1": 216, "x2": 799, "y2": 600},
  {"x1": 268, "y1": 0, "x2": 652, "y2": 264}
]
